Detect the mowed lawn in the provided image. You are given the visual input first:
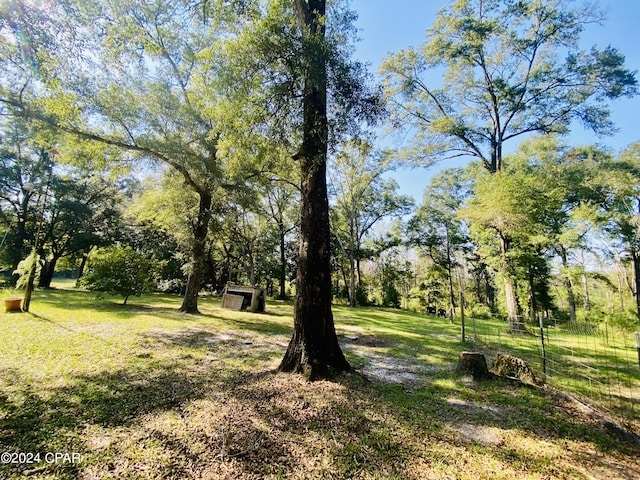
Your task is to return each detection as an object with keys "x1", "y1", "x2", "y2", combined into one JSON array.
[{"x1": 0, "y1": 286, "x2": 639, "y2": 479}]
